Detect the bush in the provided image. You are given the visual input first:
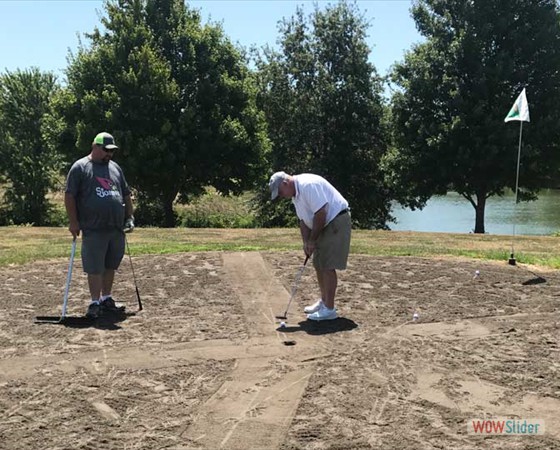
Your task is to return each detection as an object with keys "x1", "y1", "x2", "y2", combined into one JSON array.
[
  {"x1": 179, "y1": 210, "x2": 256, "y2": 228},
  {"x1": 177, "y1": 189, "x2": 257, "y2": 228},
  {"x1": 45, "y1": 203, "x2": 68, "y2": 226},
  {"x1": 0, "y1": 194, "x2": 67, "y2": 226},
  {"x1": 135, "y1": 197, "x2": 178, "y2": 228}
]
